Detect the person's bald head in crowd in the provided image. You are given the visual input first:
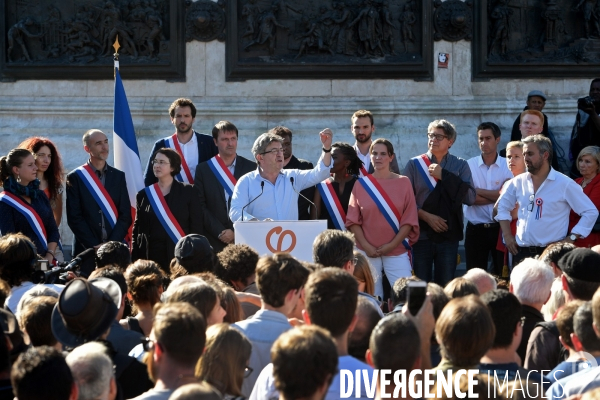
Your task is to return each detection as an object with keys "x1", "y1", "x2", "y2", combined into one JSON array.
[{"x1": 463, "y1": 268, "x2": 497, "y2": 295}]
